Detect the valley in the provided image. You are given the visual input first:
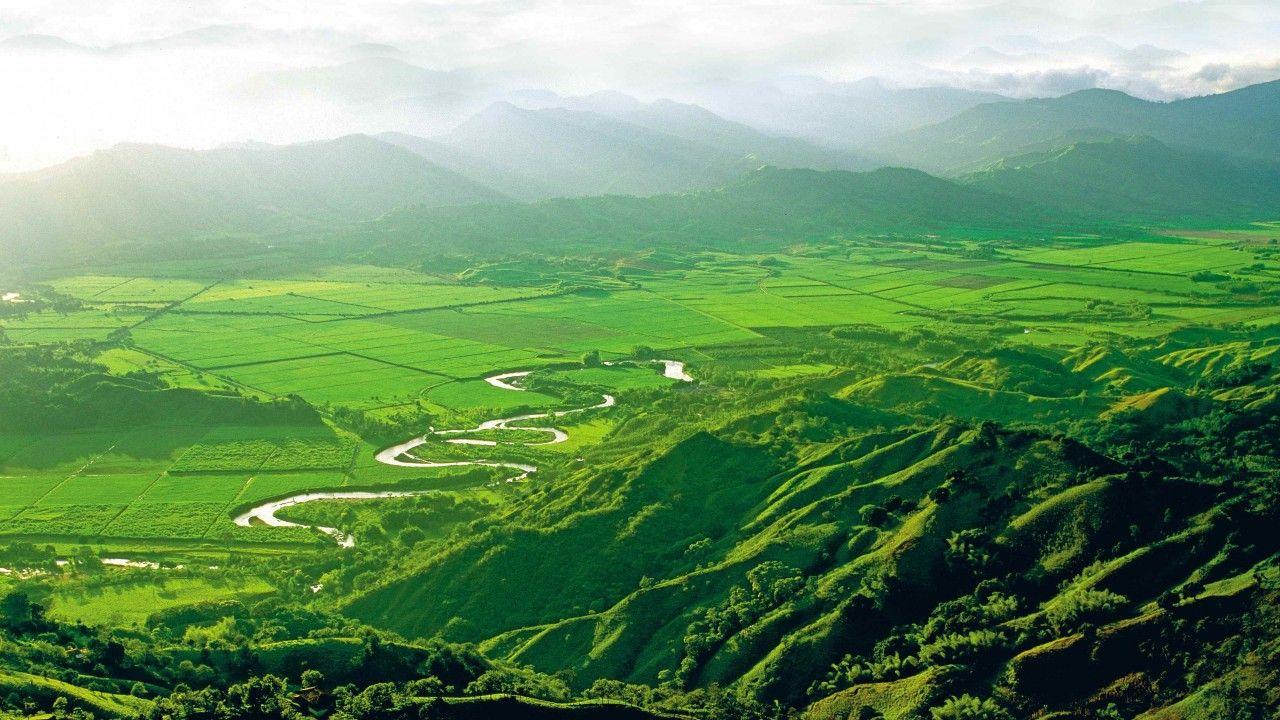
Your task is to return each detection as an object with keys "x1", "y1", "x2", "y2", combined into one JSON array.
[
  {"x1": 2, "y1": 223, "x2": 1278, "y2": 718},
  {"x1": 3, "y1": 20, "x2": 1280, "y2": 716}
]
